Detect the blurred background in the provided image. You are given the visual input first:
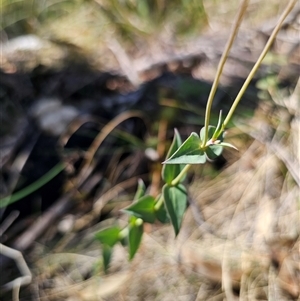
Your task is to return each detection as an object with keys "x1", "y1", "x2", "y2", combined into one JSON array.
[{"x1": 0, "y1": 1, "x2": 299, "y2": 300}]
